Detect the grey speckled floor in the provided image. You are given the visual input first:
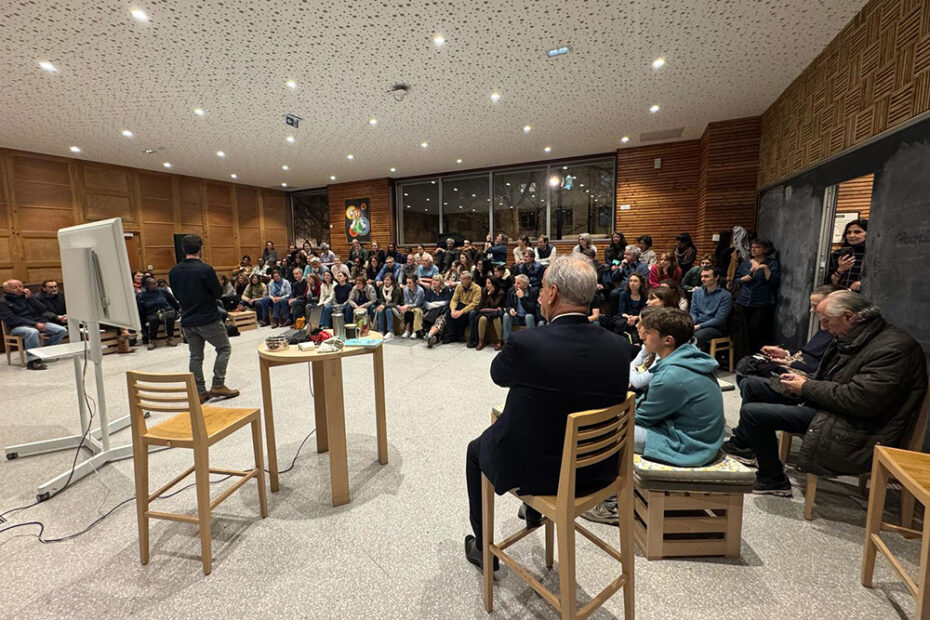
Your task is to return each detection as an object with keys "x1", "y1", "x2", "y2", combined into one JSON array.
[{"x1": 0, "y1": 327, "x2": 923, "y2": 619}]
